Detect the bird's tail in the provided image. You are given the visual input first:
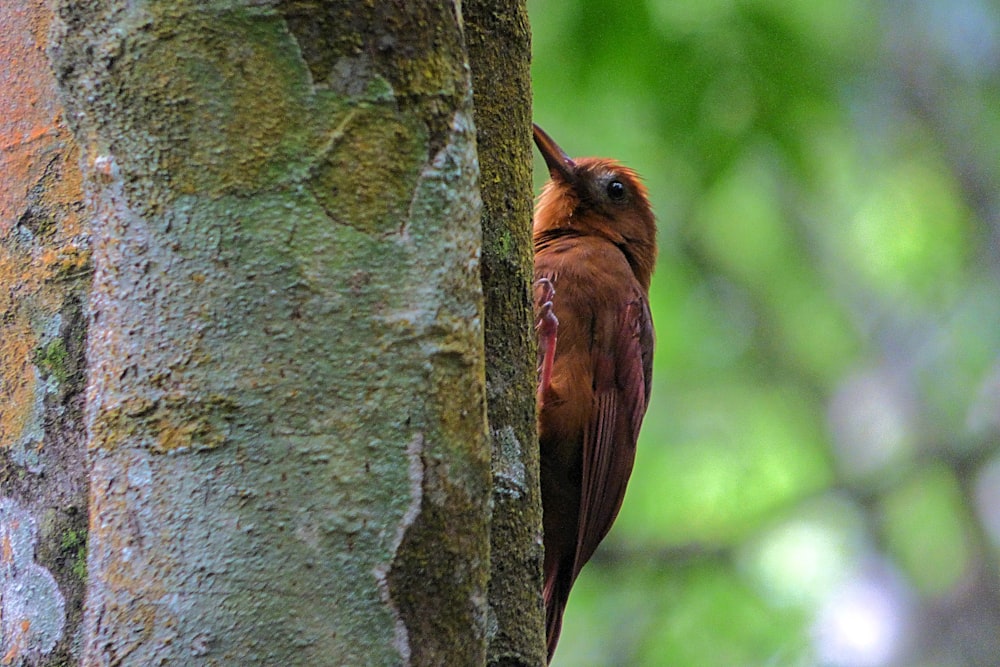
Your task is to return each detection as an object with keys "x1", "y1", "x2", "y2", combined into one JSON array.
[{"x1": 543, "y1": 565, "x2": 573, "y2": 663}]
